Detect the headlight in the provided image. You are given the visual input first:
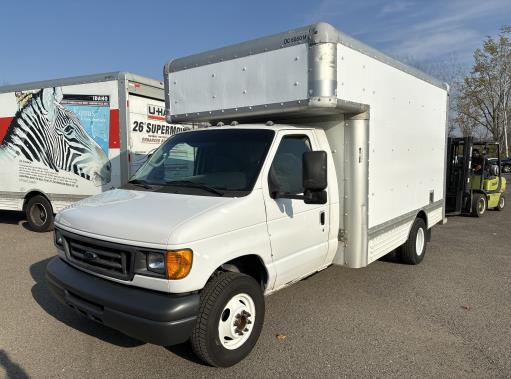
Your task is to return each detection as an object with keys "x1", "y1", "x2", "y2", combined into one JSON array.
[
  {"x1": 166, "y1": 249, "x2": 193, "y2": 279},
  {"x1": 141, "y1": 249, "x2": 193, "y2": 279},
  {"x1": 146, "y1": 253, "x2": 165, "y2": 274}
]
